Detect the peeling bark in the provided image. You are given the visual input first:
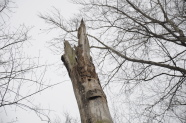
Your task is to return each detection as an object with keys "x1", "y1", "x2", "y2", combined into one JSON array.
[{"x1": 61, "y1": 20, "x2": 113, "y2": 123}]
